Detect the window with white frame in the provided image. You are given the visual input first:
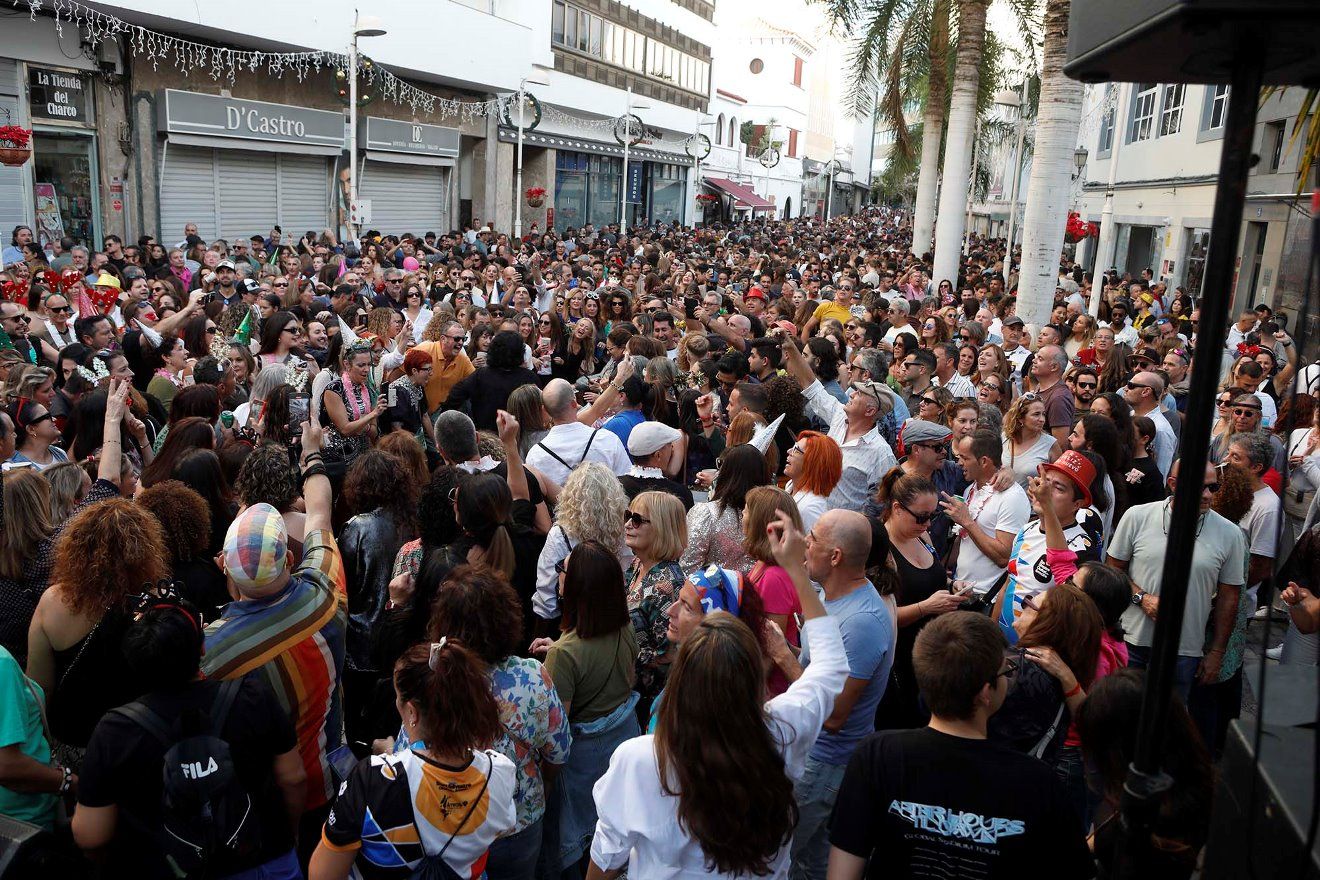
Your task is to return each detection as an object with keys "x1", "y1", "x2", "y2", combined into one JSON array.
[
  {"x1": 1208, "y1": 85, "x2": 1230, "y2": 130},
  {"x1": 1130, "y1": 84, "x2": 1157, "y2": 142},
  {"x1": 1098, "y1": 86, "x2": 1115, "y2": 153},
  {"x1": 1159, "y1": 84, "x2": 1184, "y2": 136}
]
